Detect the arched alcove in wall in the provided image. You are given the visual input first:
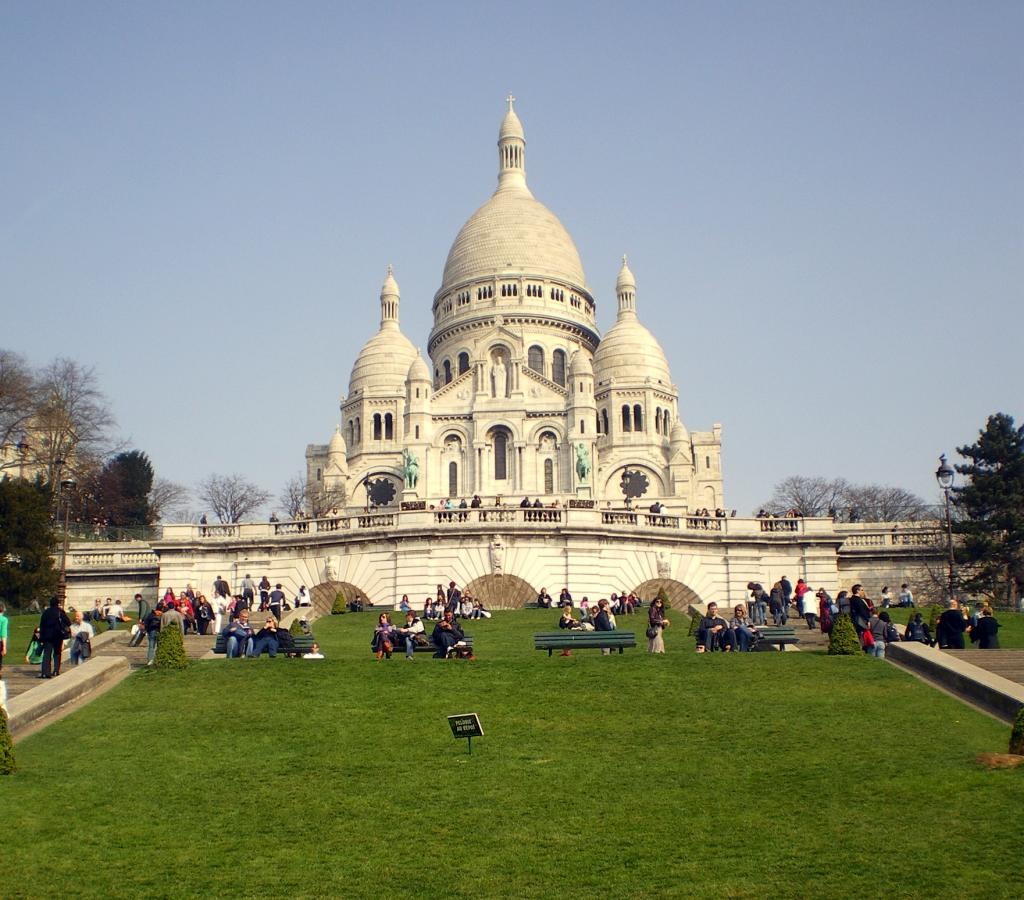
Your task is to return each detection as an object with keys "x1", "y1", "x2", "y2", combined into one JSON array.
[
  {"x1": 632, "y1": 578, "x2": 704, "y2": 610},
  {"x1": 310, "y1": 580, "x2": 370, "y2": 615},
  {"x1": 464, "y1": 573, "x2": 536, "y2": 609}
]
